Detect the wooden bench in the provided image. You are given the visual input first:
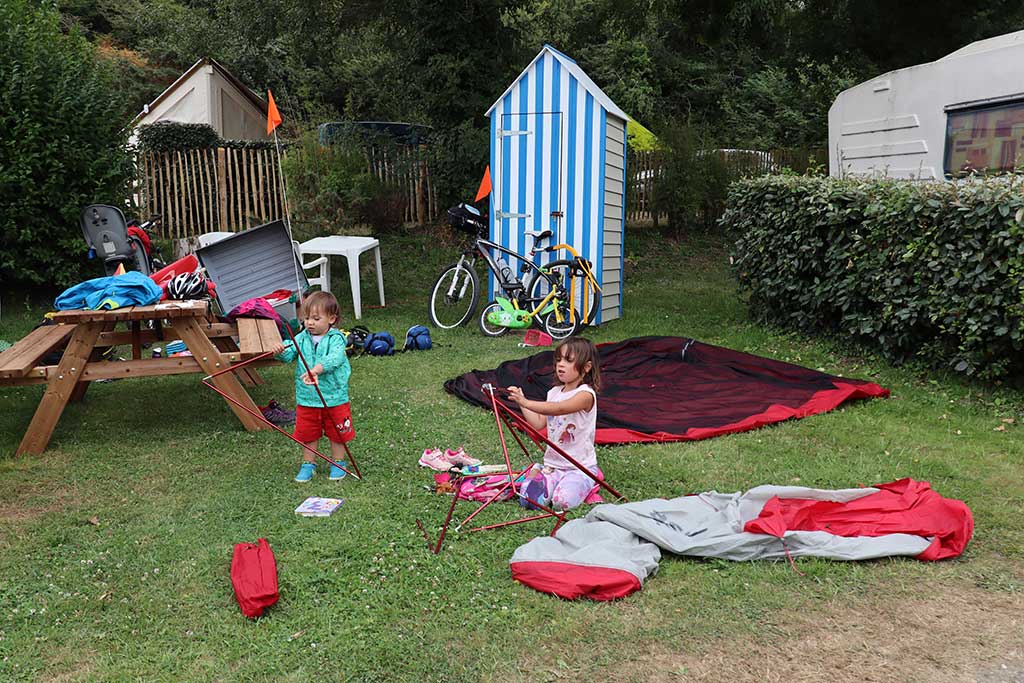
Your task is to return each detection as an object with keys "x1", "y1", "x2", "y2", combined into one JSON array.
[
  {"x1": 0, "y1": 324, "x2": 76, "y2": 380},
  {"x1": 236, "y1": 318, "x2": 284, "y2": 358}
]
